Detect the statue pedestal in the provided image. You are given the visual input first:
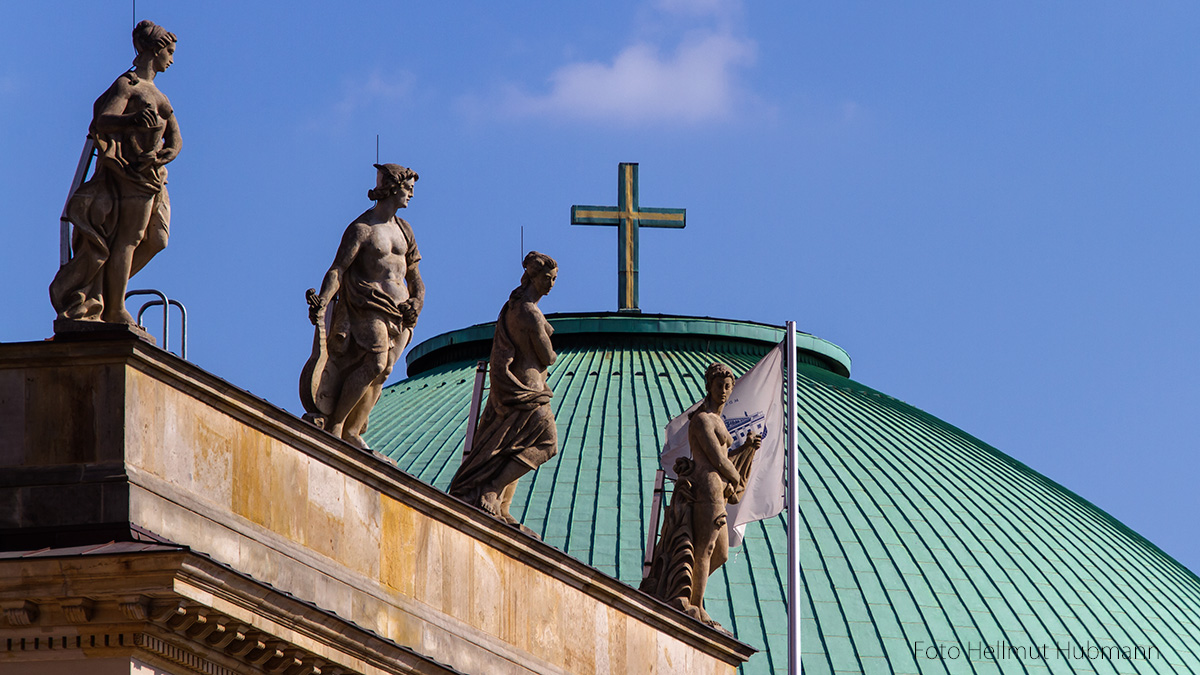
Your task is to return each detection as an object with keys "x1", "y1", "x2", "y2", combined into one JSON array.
[
  {"x1": 0, "y1": 337, "x2": 753, "y2": 675},
  {"x1": 53, "y1": 318, "x2": 157, "y2": 347}
]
